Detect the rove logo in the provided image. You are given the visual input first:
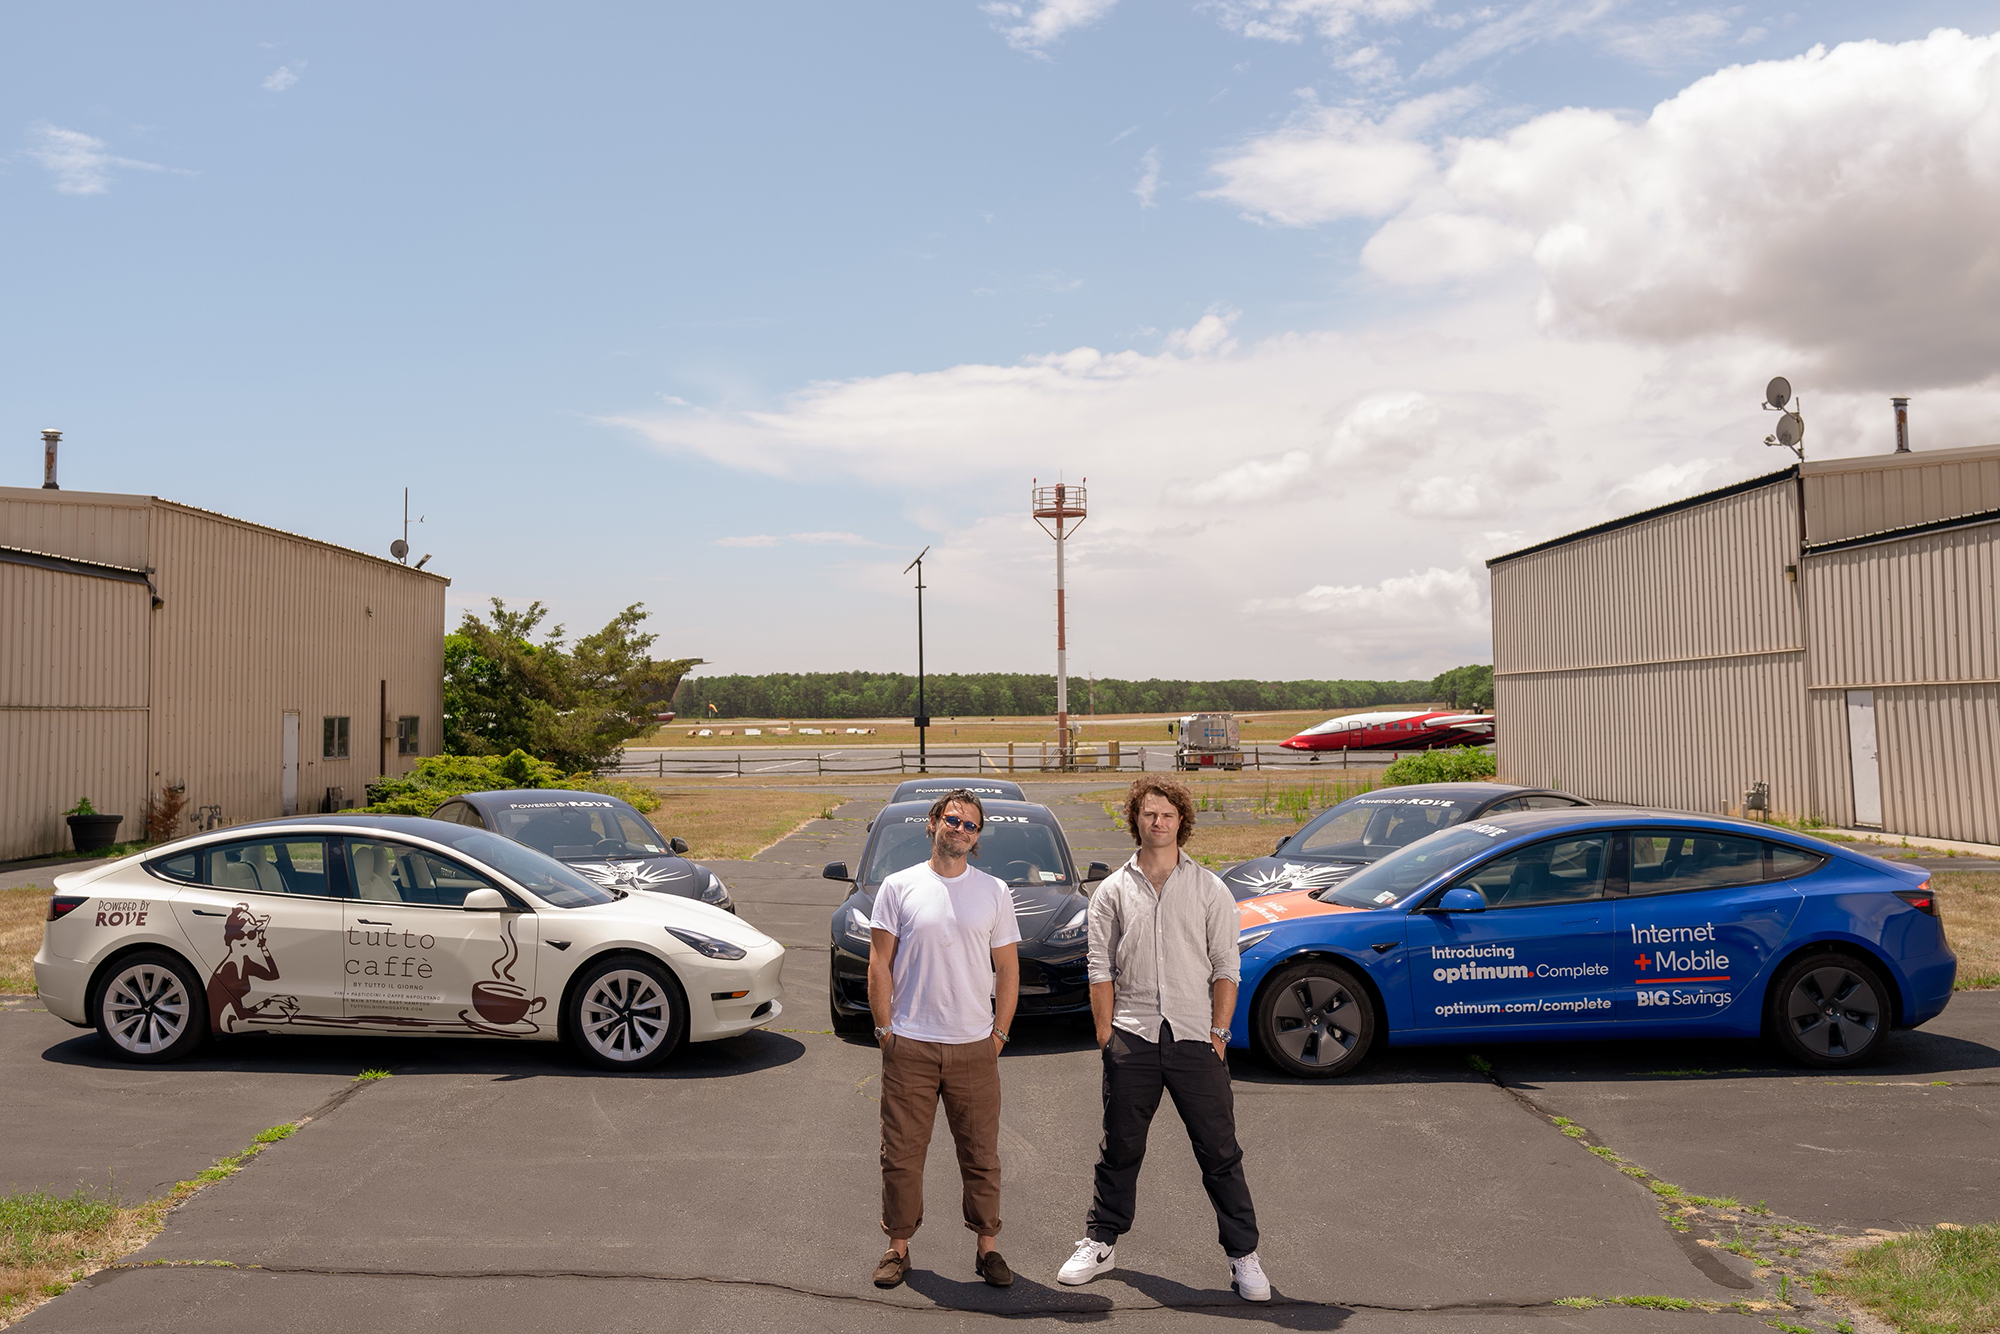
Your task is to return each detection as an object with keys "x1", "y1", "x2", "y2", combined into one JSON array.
[{"x1": 96, "y1": 900, "x2": 149, "y2": 927}]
